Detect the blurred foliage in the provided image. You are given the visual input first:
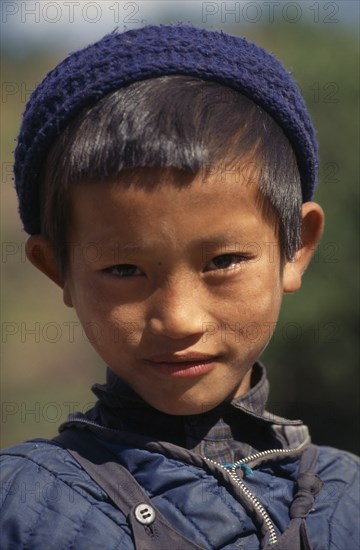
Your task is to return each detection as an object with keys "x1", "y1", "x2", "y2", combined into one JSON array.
[{"x1": 1, "y1": 18, "x2": 359, "y2": 454}]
